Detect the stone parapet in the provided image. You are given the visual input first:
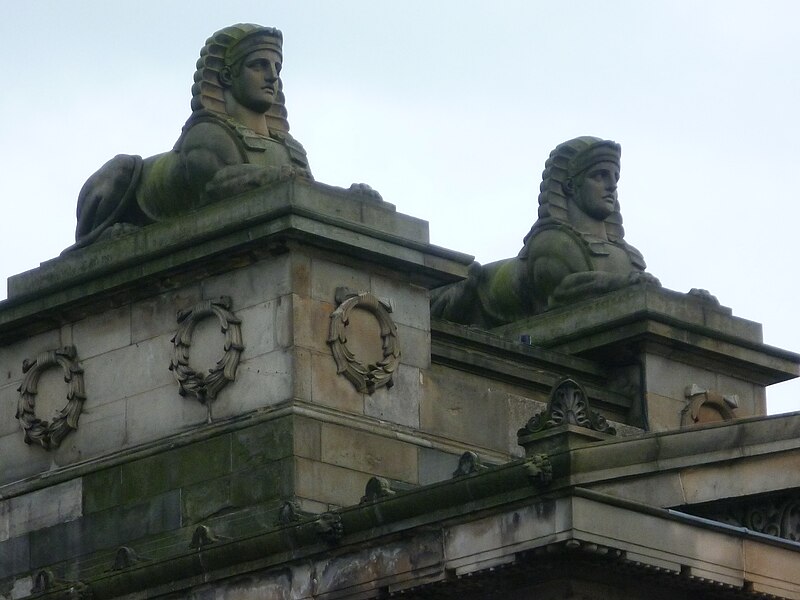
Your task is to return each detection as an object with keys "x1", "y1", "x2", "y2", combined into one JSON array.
[{"x1": 493, "y1": 285, "x2": 800, "y2": 429}]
